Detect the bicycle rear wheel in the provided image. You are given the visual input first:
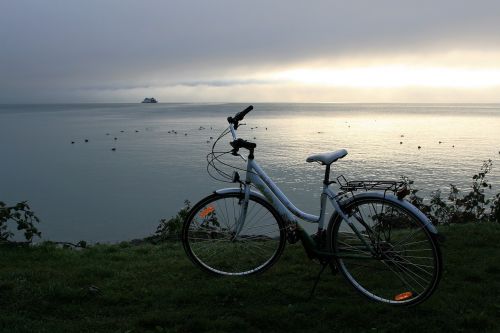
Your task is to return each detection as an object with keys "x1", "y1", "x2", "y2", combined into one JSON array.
[
  {"x1": 182, "y1": 192, "x2": 286, "y2": 276},
  {"x1": 329, "y1": 195, "x2": 442, "y2": 306}
]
